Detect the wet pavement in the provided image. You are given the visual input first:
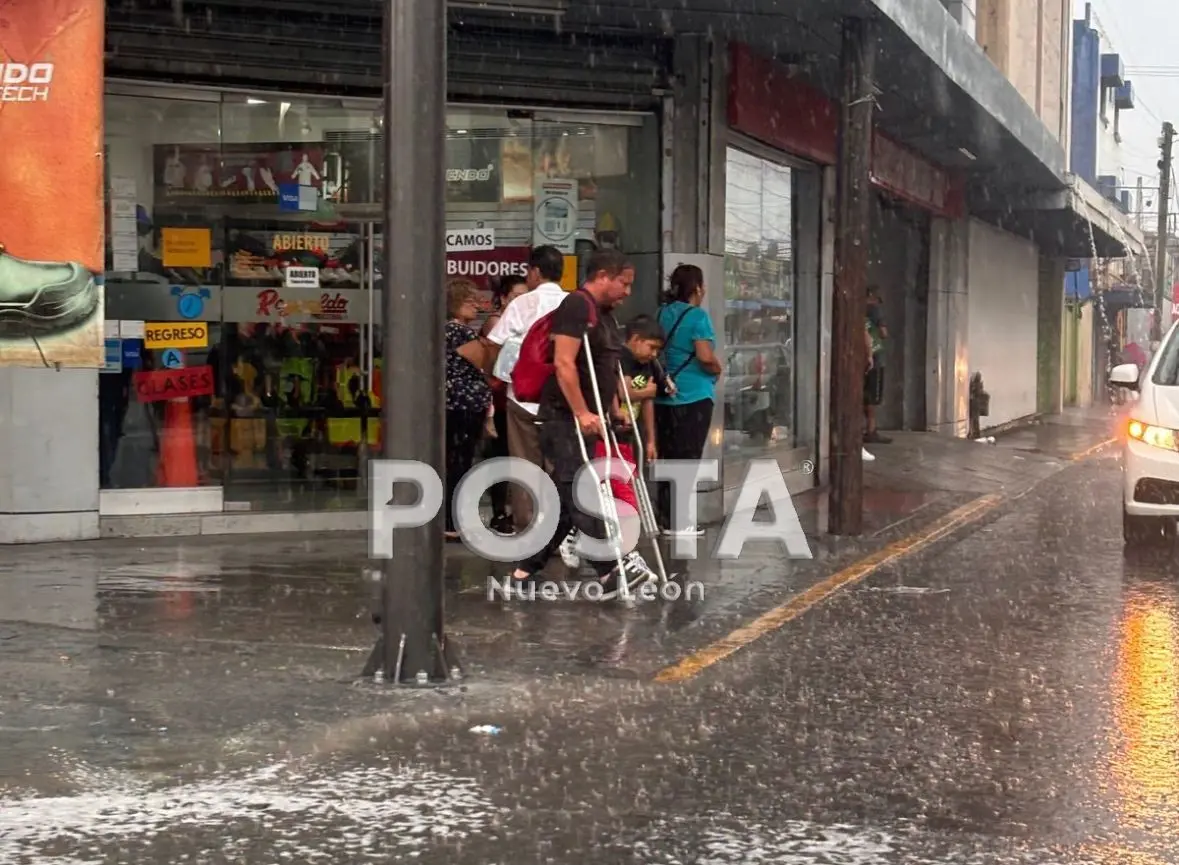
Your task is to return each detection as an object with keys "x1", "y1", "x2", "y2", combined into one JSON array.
[{"x1": 7, "y1": 410, "x2": 1169, "y2": 863}]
